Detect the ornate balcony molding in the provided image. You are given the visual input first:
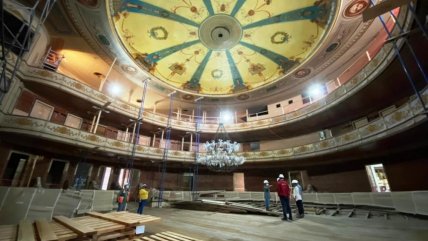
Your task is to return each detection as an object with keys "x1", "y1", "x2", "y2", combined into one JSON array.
[
  {"x1": 1, "y1": 88, "x2": 426, "y2": 163},
  {"x1": 5, "y1": 5, "x2": 413, "y2": 133}
]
